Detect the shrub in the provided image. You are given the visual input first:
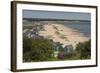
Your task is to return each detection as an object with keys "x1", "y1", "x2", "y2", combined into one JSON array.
[
  {"x1": 23, "y1": 38, "x2": 54, "y2": 62},
  {"x1": 75, "y1": 40, "x2": 91, "y2": 59}
]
